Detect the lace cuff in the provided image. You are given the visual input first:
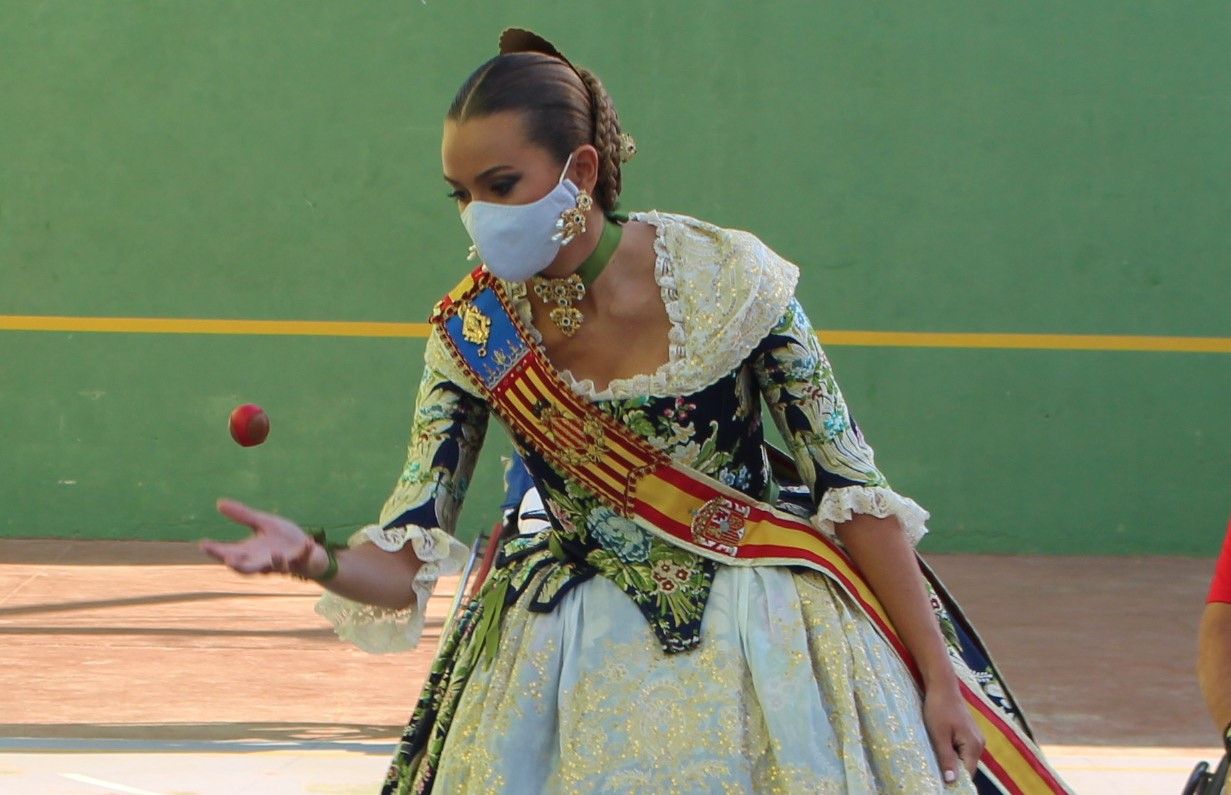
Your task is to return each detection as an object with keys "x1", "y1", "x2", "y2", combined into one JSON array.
[
  {"x1": 314, "y1": 524, "x2": 470, "y2": 654},
  {"x1": 811, "y1": 486, "x2": 931, "y2": 547}
]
